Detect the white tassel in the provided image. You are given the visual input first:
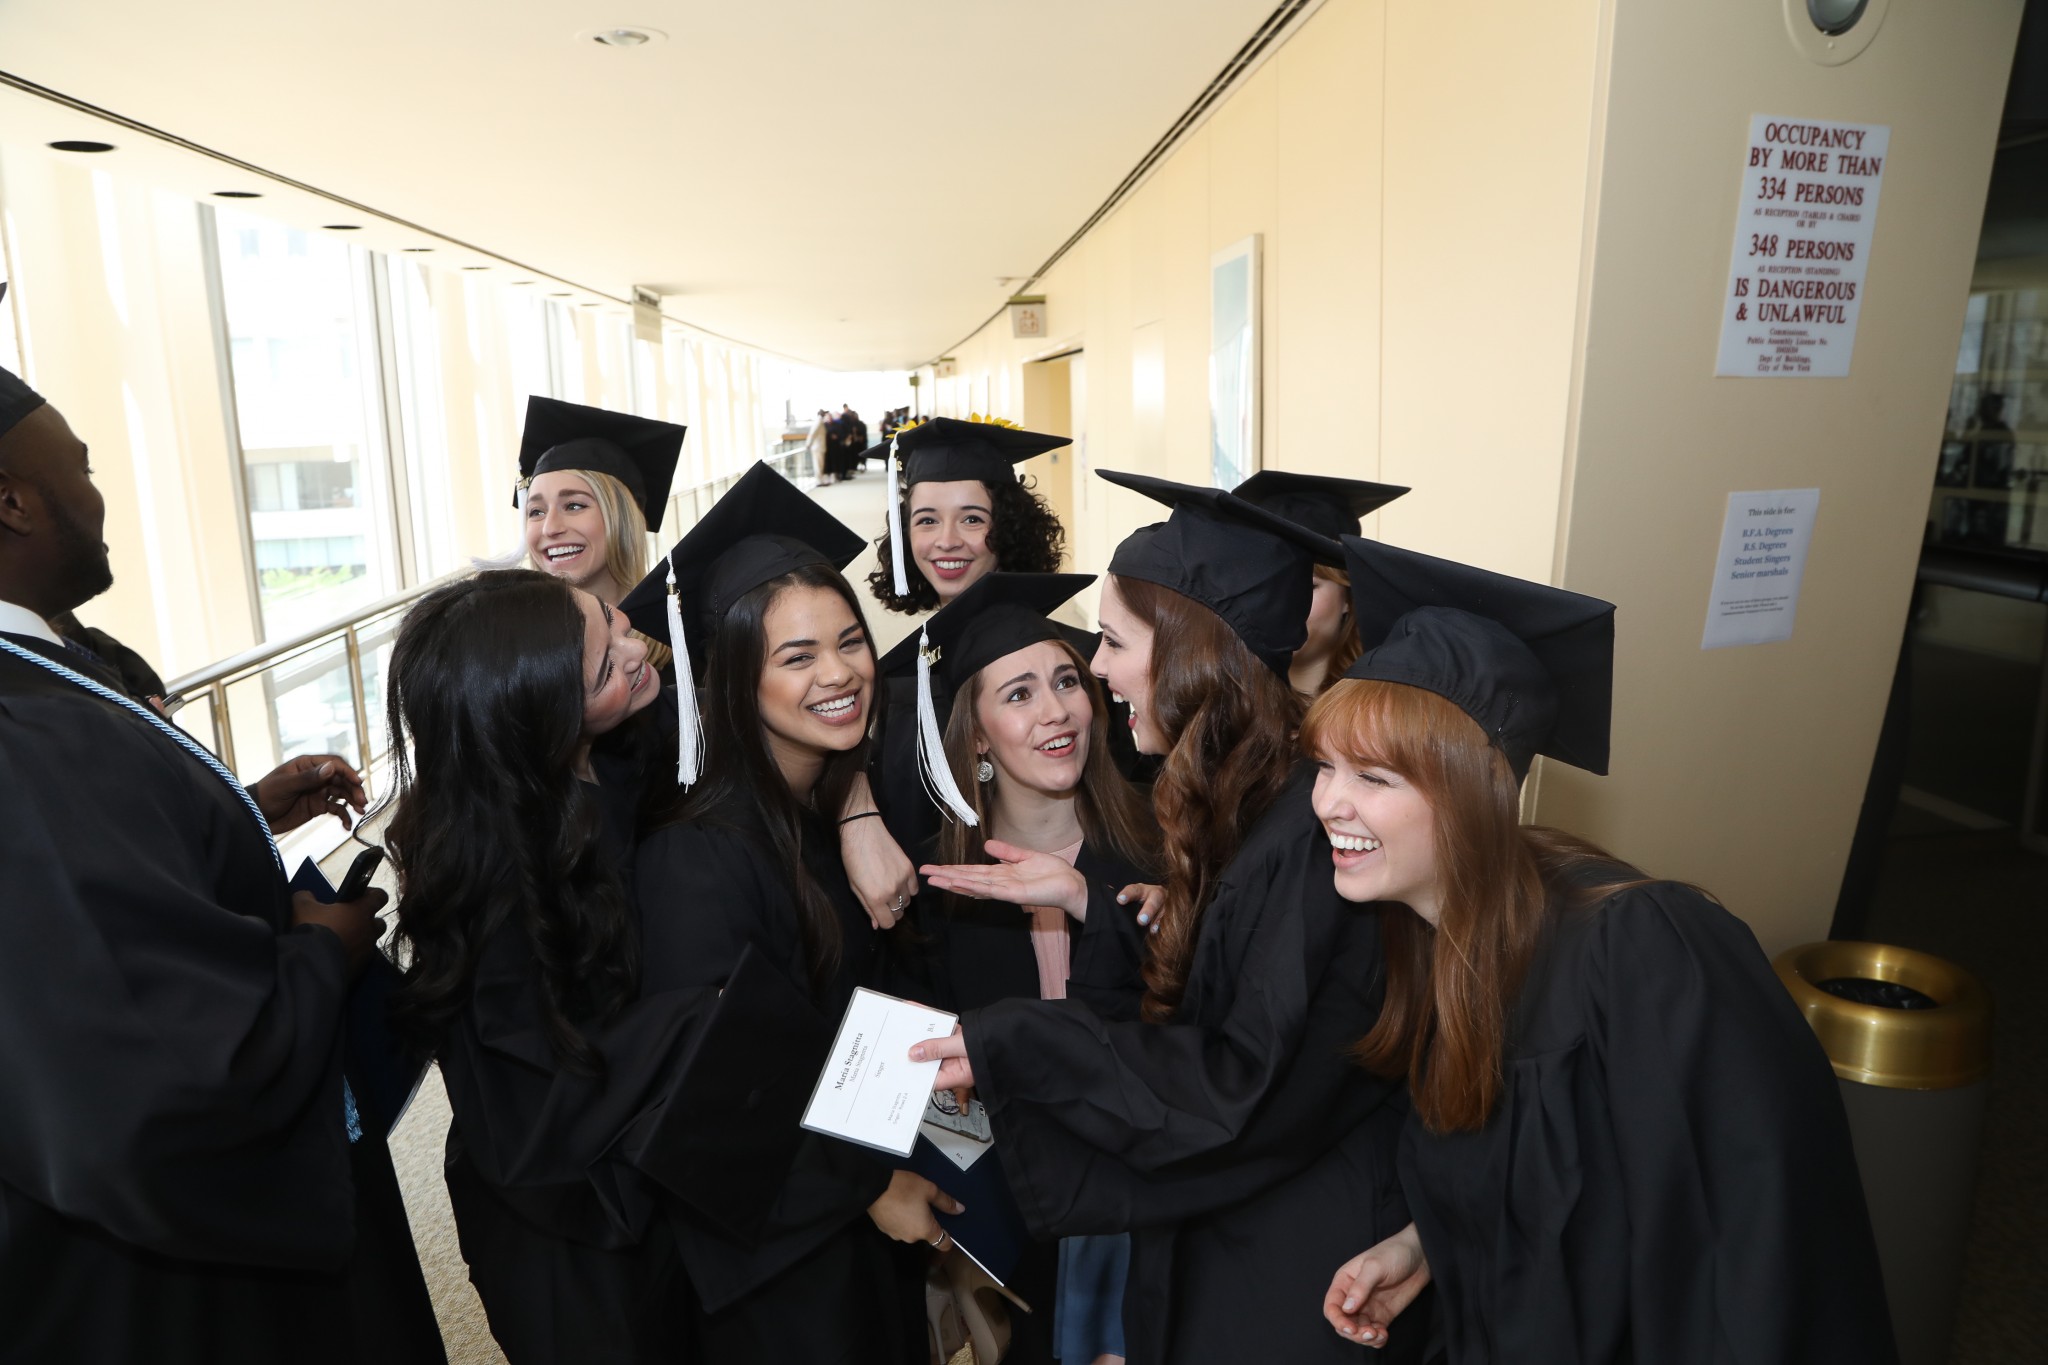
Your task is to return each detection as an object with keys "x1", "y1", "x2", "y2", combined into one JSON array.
[
  {"x1": 473, "y1": 478, "x2": 532, "y2": 570},
  {"x1": 915, "y1": 627, "x2": 977, "y2": 827},
  {"x1": 887, "y1": 434, "x2": 909, "y2": 596},
  {"x1": 667, "y1": 559, "x2": 705, "y2": 786}
]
